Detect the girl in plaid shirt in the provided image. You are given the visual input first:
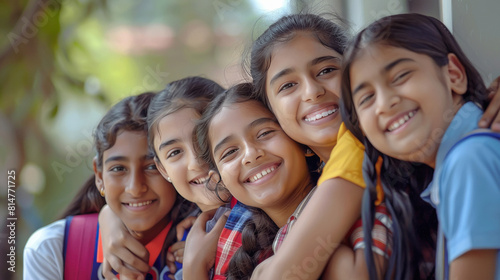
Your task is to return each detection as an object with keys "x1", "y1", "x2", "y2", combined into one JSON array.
[{"x1": 194, "y1": 83, "x2": 391, "y2": 279}]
